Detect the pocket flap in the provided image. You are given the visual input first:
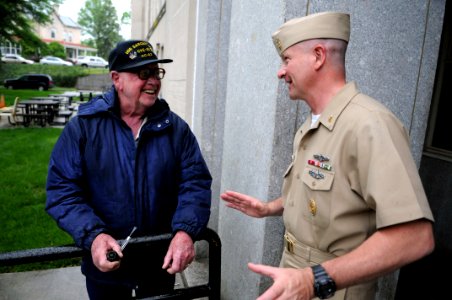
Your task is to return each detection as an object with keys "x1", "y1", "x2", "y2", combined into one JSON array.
[{"x1": 301, "y1": 165, "x2": 334, "y2": 191}]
